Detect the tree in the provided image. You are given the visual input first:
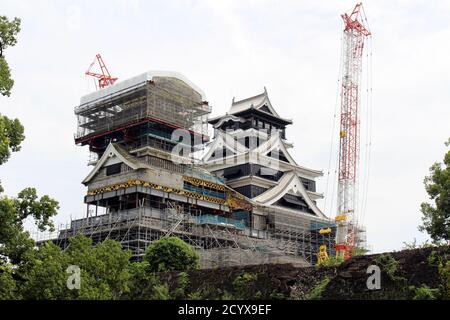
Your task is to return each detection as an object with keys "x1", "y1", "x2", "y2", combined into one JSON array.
[
  {"x1": 0, "y1": 114, "x2": 25, "y2": 164},
  {"x1": 0, "y1": 15, "x2": 25, "y2": 192},
  {"x1": 144, "y1": 236, "x2": 200, "y2": 272},
  {"x1": 0, "y1": 15, "x2": 58, "y2": 266},
  {"x1": 126, "y1": 261, "x2": 161, "y2": 300},
  {"x1": 0, "y1": 263, "x2": 19, "y2": 299},
  {"x1": 0, "y1": 16, "x2": 21, "y2": 97},
  {"x1": 419, "y1": 138, "x2": 450, "y2": 244},
  {"x1": 0, "y1": 188, "x2": 59, "y2": 265},
  {"x1": 19, "y1": 241, "x2": 68, "y2": 300},
  {"x1": 20, "y1": 235, "x2": 132, "y2": 300},
  {"x1": 0, "y1": 15, "x2": 25, "y2": 191}
]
